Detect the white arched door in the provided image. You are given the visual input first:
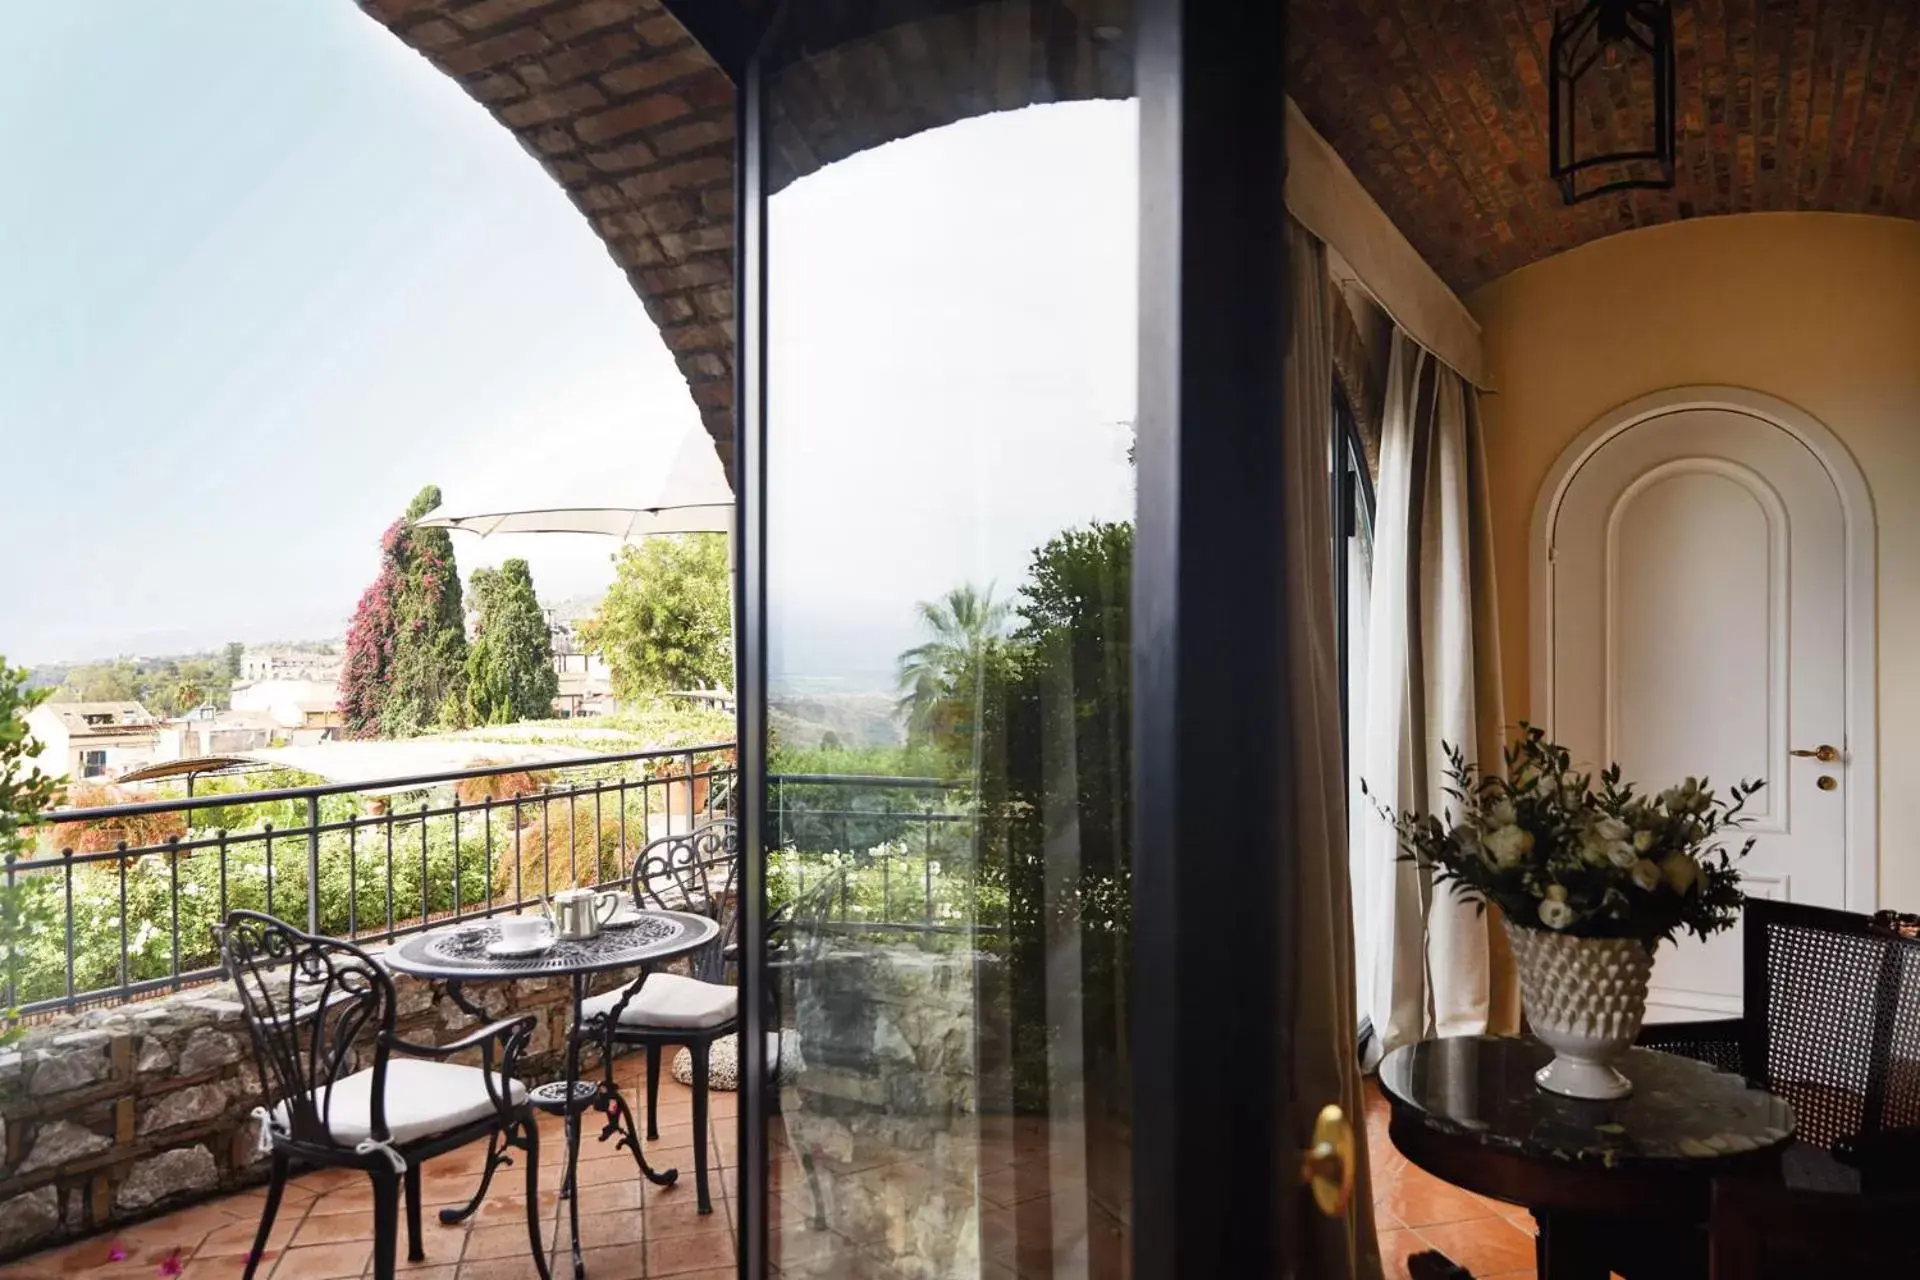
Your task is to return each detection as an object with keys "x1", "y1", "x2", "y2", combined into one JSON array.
[{"x1": 1534, "y1": 391, "x2": 1876, "y2": 1021}]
